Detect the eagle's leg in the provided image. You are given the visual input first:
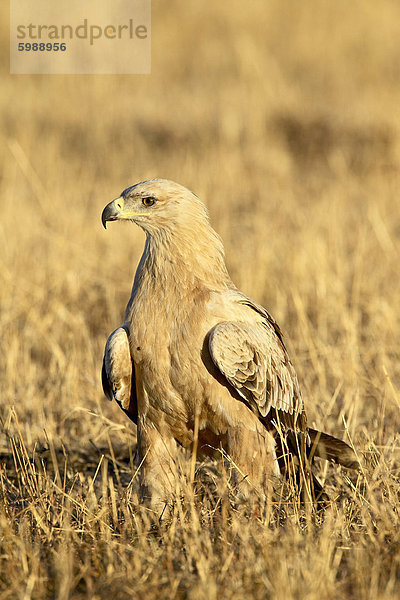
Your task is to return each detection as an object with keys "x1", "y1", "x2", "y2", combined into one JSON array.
[
  {"x1": 136, "y1": 419, "x2": 179, "y2": 516},
  {"x1": 225, "y1": 423, "x2": 280, "y2": 503}
]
